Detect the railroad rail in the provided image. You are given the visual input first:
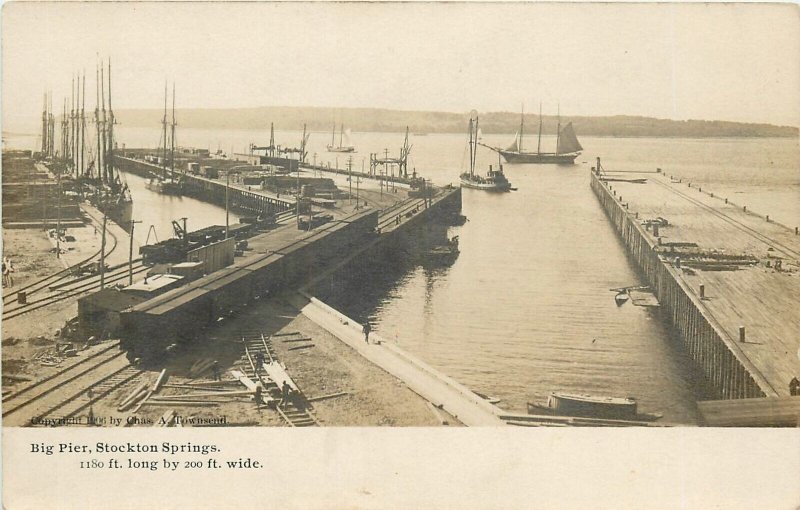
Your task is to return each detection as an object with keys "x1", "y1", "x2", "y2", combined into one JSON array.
[
  {"x1": 2, "y1": 207, "x2": 124, "y2": 307},
  {"x1": 238, "y1": 330, "x2": 318, "y2": 427},
  {"x1": 650, "y1": 177, "x2": 800, "y2": 260},
  {"x1": 2, "y1": 260, "x2": 147, "y2": 321},
  {"x1": 2, "y1": 342, "x2": 139, "y2": 426},
  {"x1": 32, "y1": 365, "x2": 144, "y2": 426}
]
